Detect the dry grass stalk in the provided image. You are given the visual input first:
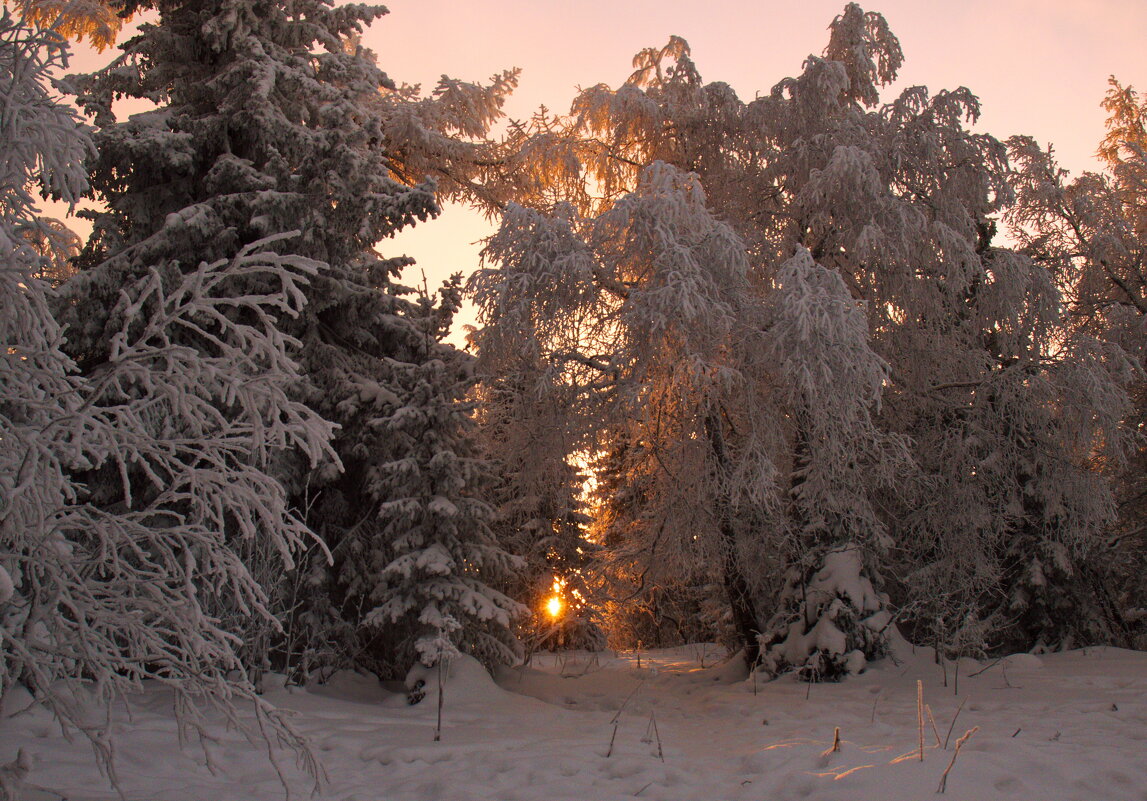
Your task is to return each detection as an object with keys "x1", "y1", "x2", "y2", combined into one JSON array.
[
  {"x1": 434, "y1": 660, "x2": 445, "y2": 743},
  {"x1": 926, "y1": 704, "x2": 941, "y2": 746},
  {"x1": 943, "y1": 697, "x2": 968, "y2": 750},
  {"x1": 917, "y1": 680, "x2": 925, "y2": 761},
  {"x1": 937, "y1": 726, "x2": 980, "y2": 793},
  {"x1": 650, "y1": 712, "x2": 664, "y2": 762},
  {"x1": 820, "y1": 726, "x2": 841, "y2": 757}
]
